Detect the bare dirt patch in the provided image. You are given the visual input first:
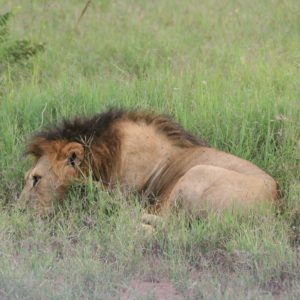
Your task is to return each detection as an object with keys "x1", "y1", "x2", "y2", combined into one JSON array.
[{"x1": 120, "y1": 278, "x2": 181, "y2": 300}]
